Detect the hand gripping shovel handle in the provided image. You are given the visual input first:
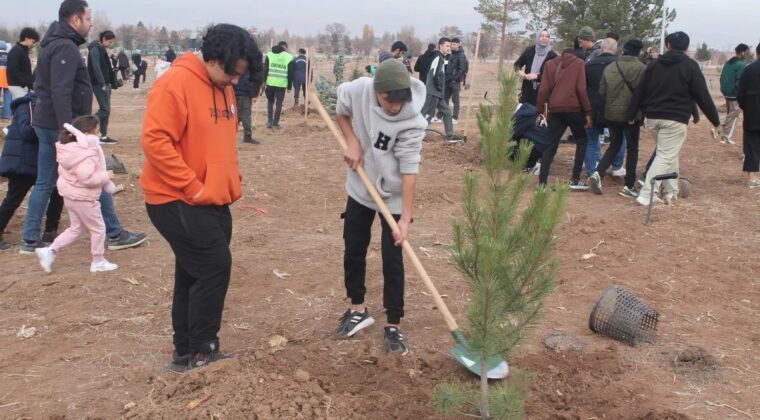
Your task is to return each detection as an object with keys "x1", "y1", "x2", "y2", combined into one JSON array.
[{"x1": 309, "y1": 92, "x2": 459, "y2": 333}]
